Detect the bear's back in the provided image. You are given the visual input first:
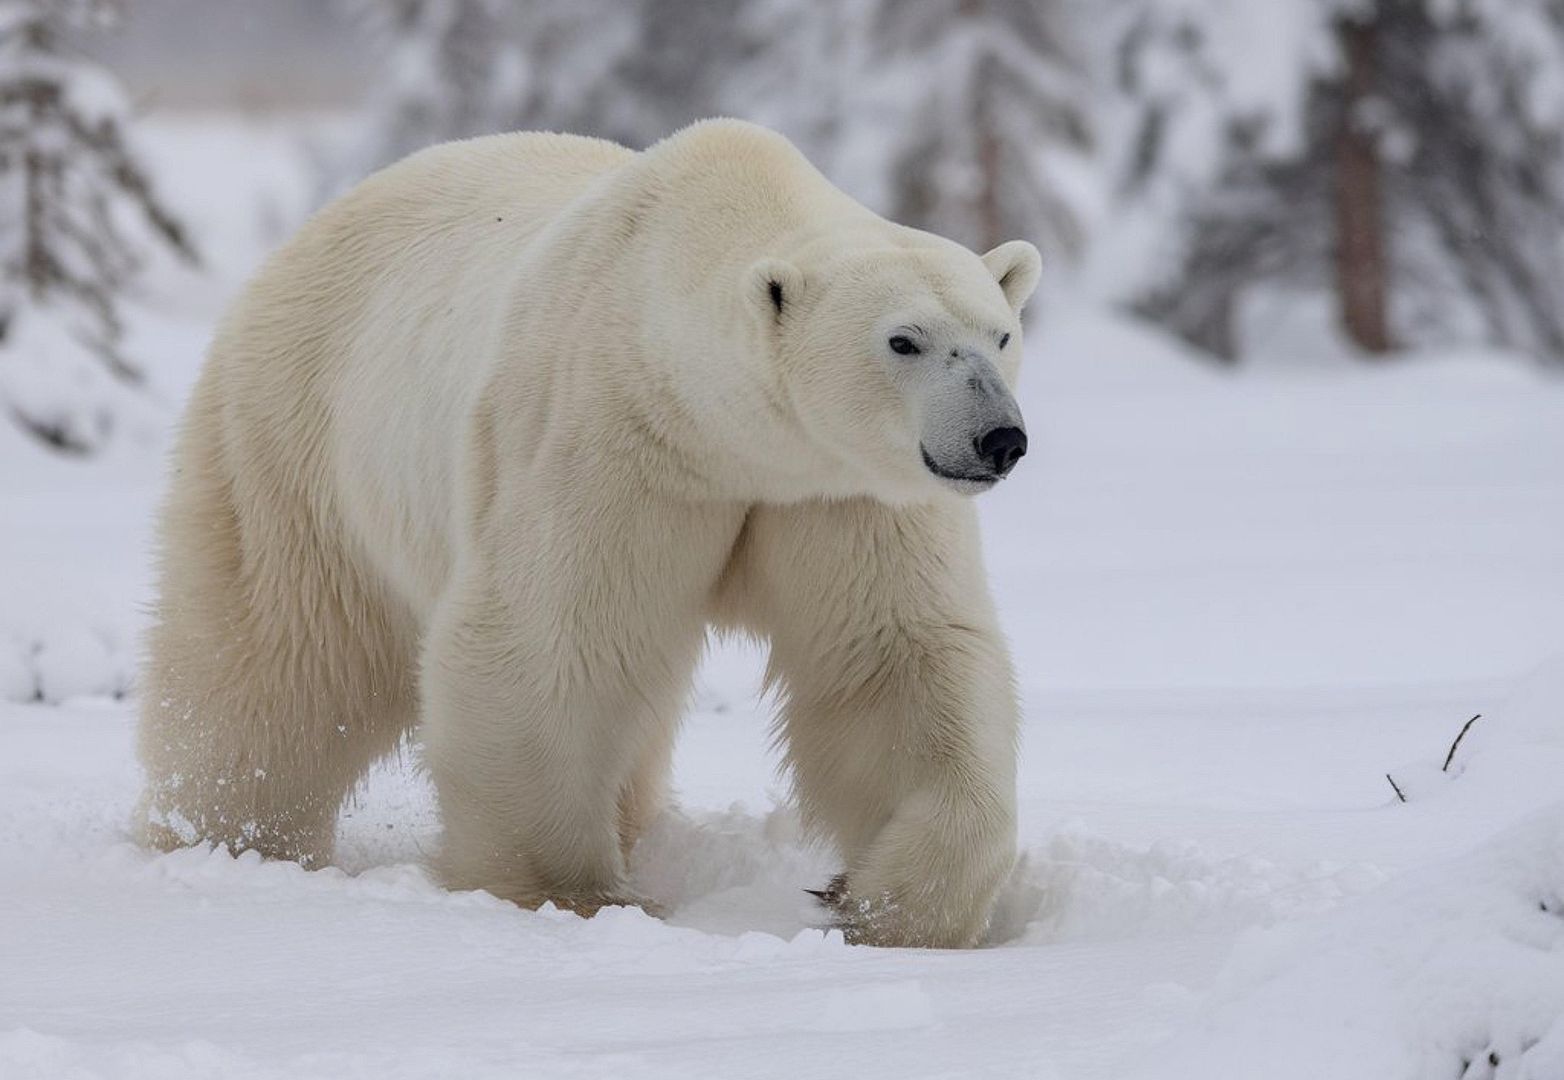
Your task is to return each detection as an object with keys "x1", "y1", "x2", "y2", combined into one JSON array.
[
  {"x1": 199, "y1": 131, "x2": 638, "y2": 617},
  {"x1": 347, "y1": 131, "x2": 637, "y2": 241}
]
